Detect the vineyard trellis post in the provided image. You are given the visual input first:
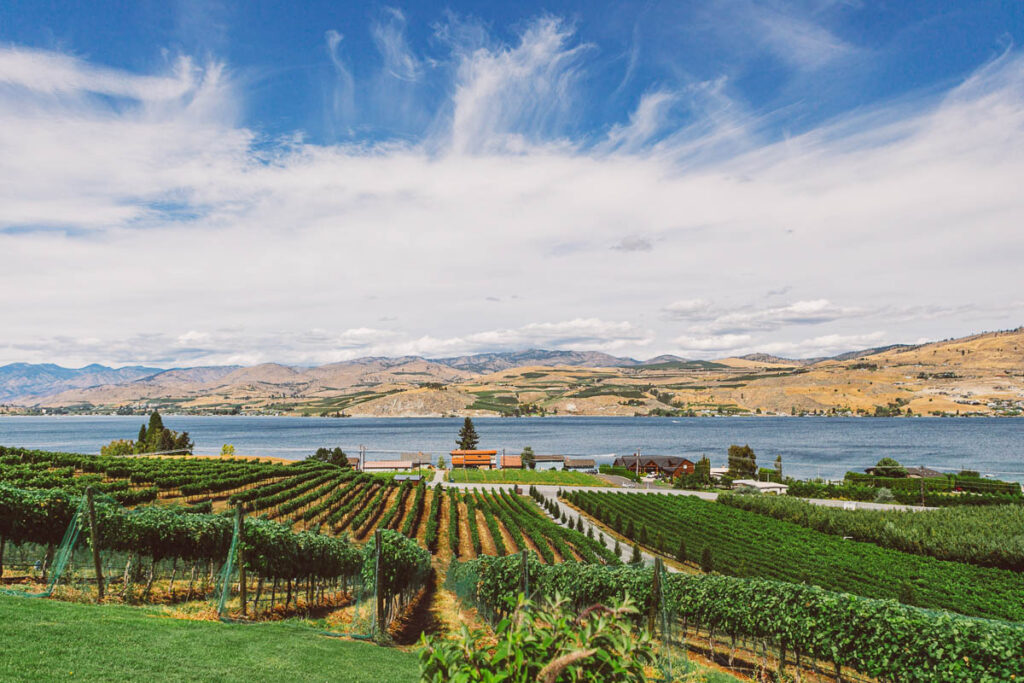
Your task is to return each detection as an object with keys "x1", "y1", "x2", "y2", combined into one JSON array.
[
  {"x1": 237, "y1": 506, "x2": 247, "y2": 617},
  {"x1": 373, "y1": 528, "x2": 384, "y2": 640},
  {"x1": 520, "y1": 549, "x2": 529, "y2": 597},
  {"x1": 85, "y1": 486, "x2": 104, "y2": 602},
  {"x1": 648, "y1": 557, "x2": 662, "y2": 634}
]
